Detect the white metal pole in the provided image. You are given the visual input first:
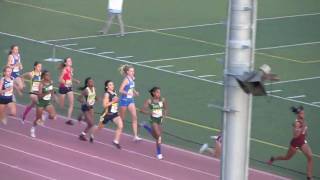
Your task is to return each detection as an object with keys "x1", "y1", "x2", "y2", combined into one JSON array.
[{"x1": 221, "y1": 0, "x2": 257, "y2": 179}]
